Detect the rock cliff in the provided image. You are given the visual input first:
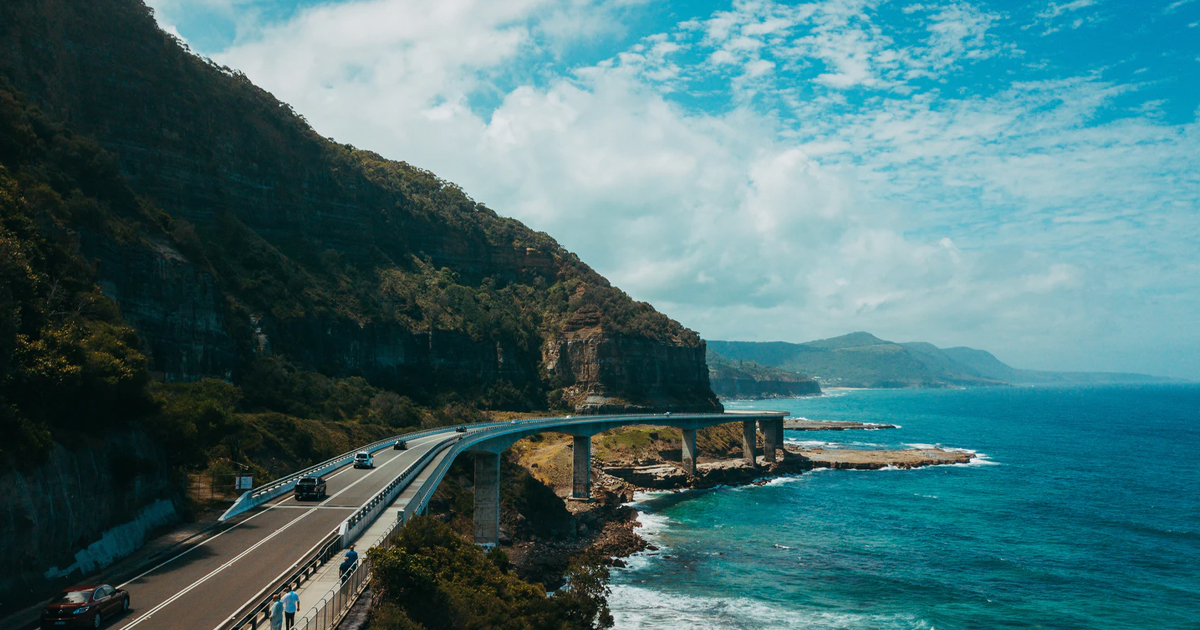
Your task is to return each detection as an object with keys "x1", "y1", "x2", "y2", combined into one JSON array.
[
  {"x1": 707, "y1": 350, "x2": 820, "y2": 400},
  {"x1": 0, "y1": 431, "x2": 177, "y2": 613},
  {"x1": 0, "y1": 0, "x2": 720, "y2": 413}
]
